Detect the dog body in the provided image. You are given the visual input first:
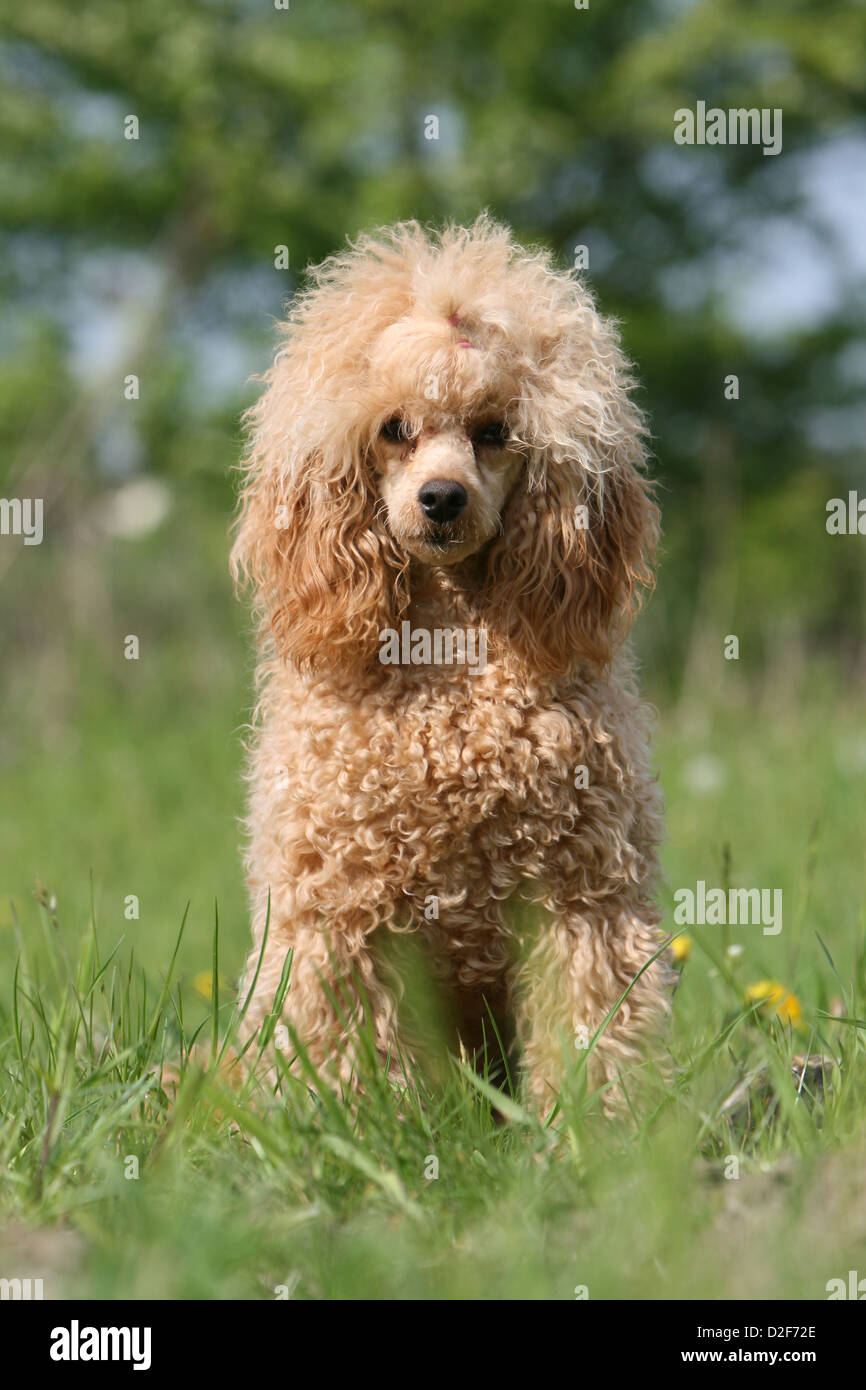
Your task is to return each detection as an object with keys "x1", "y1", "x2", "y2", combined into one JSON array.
[{"x1": 233, "y1": 218, "x2": 673, "y2": 1110}]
